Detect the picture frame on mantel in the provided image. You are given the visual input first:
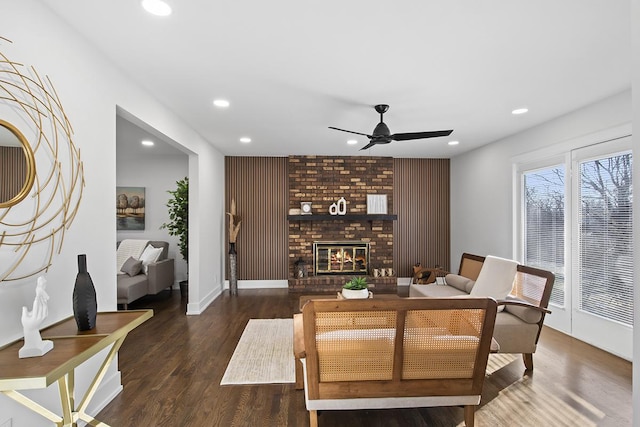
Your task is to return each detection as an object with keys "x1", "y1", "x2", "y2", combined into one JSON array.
[{"x1": 367, "y1": 194, "x2": 387, "y2": 214}]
